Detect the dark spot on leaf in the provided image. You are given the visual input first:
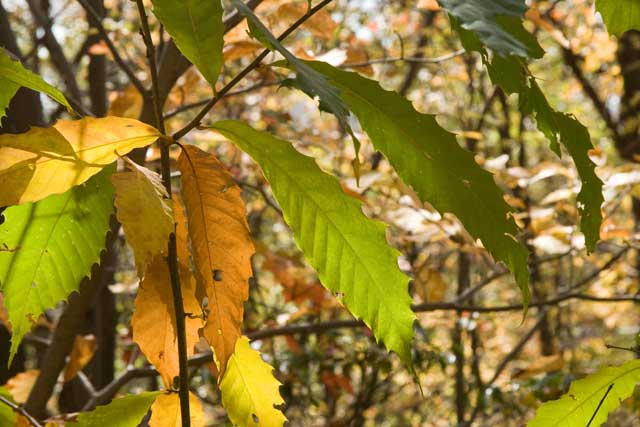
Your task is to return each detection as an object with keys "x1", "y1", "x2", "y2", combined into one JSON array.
[
  {"x1": 213, "y1": 269, "x2": 222, "y2": 281},
  {"x1": 252, "y1": 414, "x2": 259, "y2": 423}
]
